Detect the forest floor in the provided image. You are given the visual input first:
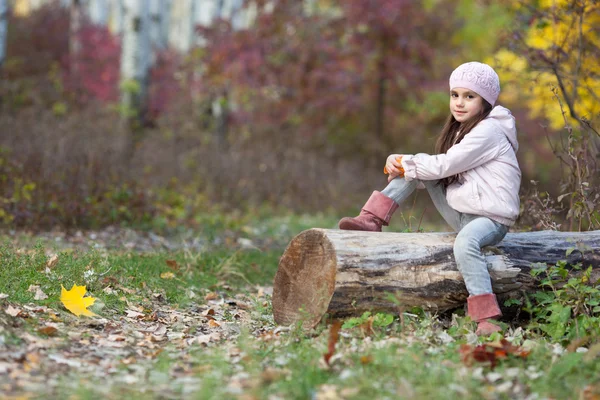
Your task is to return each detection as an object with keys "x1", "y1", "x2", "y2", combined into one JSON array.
[{"x1": 1, "y1": 222, "x2": 599, "y2": 399}]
